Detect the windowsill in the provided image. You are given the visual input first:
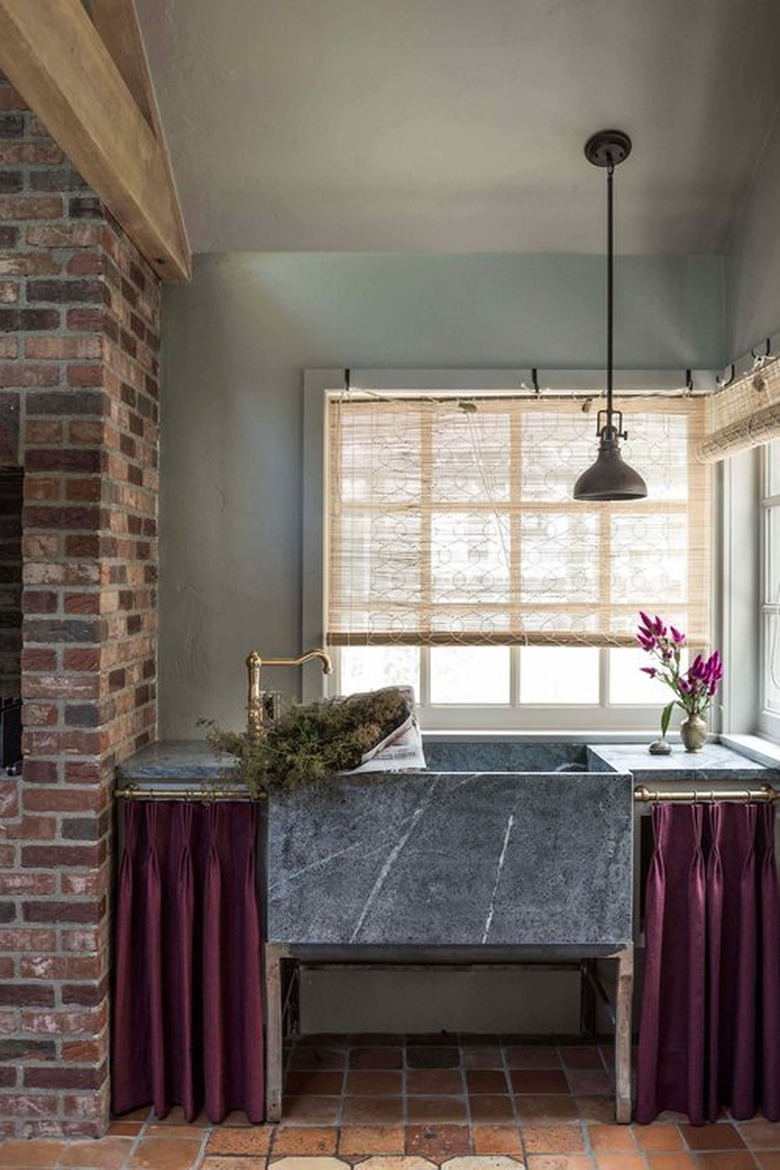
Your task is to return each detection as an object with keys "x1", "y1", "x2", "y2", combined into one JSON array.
[
  {"x1": 421, "y1": 729, "x2": 659, "y2": 744},
  {"x1": 719, "y1": 733, "x2": 780, "y2": 768}
]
